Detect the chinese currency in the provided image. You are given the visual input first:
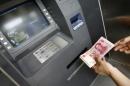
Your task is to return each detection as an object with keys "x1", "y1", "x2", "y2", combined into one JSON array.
[{"x1": 80, "y1": 37, "x2": 114, "y2": 68}]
